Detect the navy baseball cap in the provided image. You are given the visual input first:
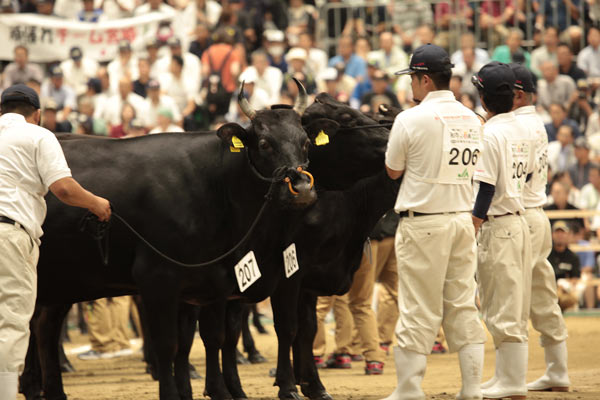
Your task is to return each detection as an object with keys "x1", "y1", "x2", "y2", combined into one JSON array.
[
  {"x1": 509, "y1": 63, "x2": 536, "y2": 93},
  {"x1": 1, "y1": 84, "x2": 41, "y2": 109},
  {"x1": 70, "y1": 46, "x2": 83, "y2": 60},
  {"x1": 472, "y1": 61, "x2": 515, "y2": 95},
  {"x1": 395, "y1": 44, "x2": 454, "y2": 75}
]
